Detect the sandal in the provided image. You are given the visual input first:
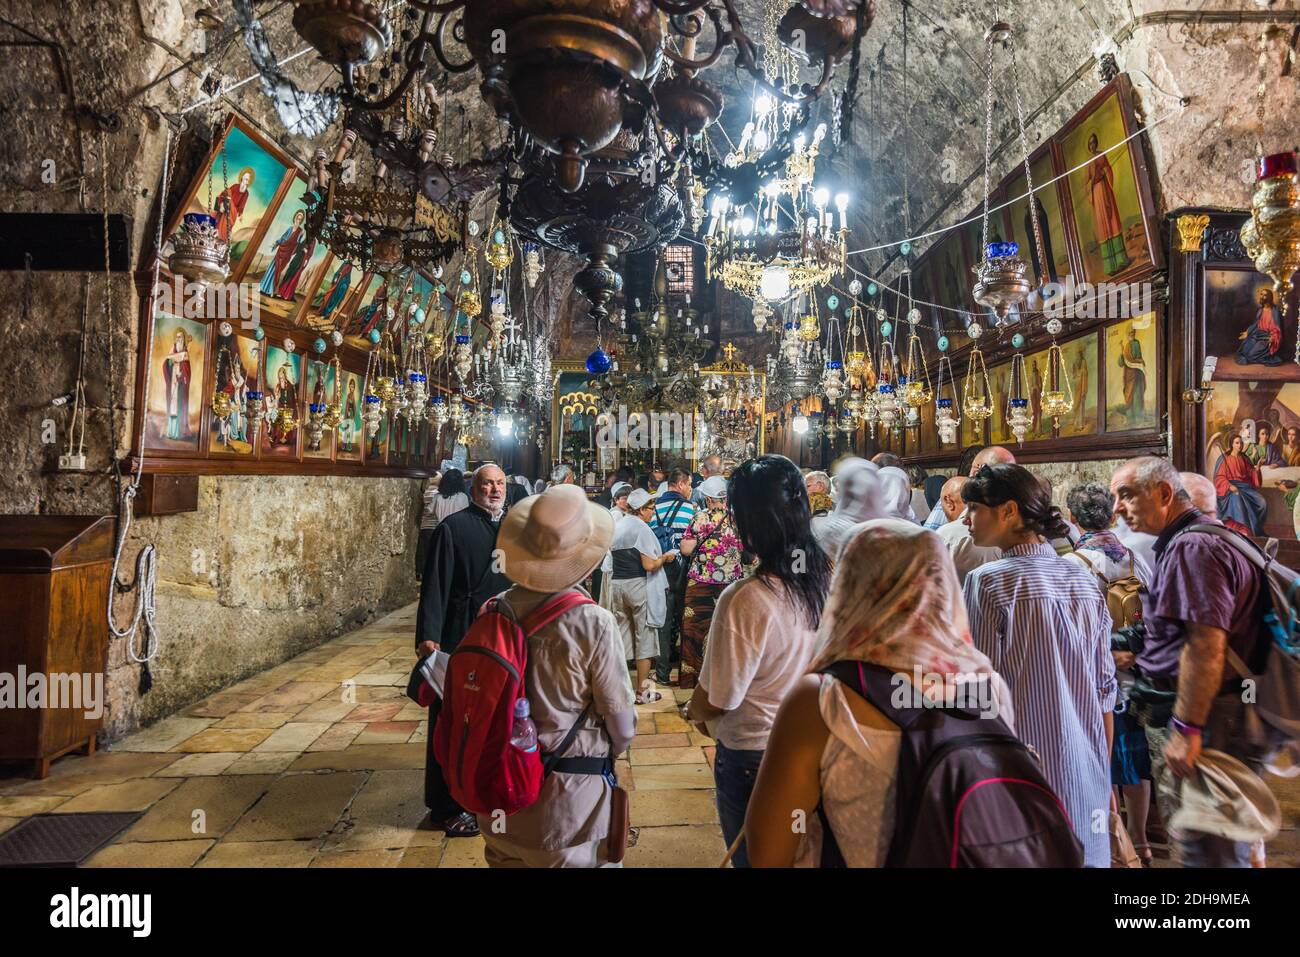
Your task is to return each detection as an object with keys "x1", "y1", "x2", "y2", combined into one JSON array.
[
  {"x1": 438, "y1": 811, "x2": 480, "y2": 838},
  {"x1": 1134, "y1": 842, "x2": 1153, "y2": 867},
  {"x1": 636, "y1": 690, "x2": 663, "y2": 705}
]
